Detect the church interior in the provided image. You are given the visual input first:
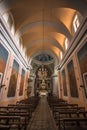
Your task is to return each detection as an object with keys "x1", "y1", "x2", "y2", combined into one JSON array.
[{"x1": 0, "y1": 0, "x2": 87, "y2": 130}]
